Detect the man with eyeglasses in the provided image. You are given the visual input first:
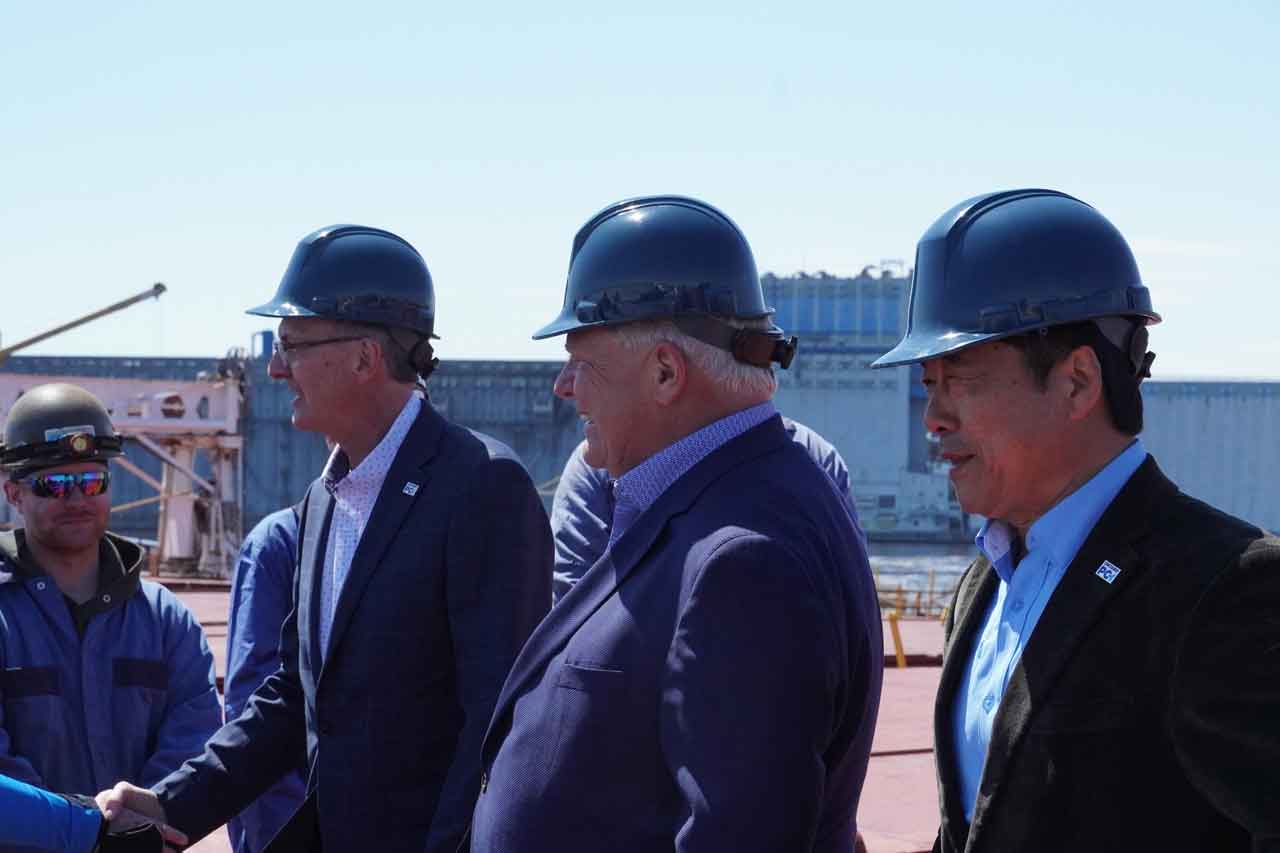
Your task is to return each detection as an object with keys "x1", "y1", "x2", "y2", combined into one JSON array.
[
  {"x1": 0, "y1": 382, "x2": 221, "y2": 848},
  {"x1": 100, "y1": 224, "x2": 553, "y2": 852}
]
